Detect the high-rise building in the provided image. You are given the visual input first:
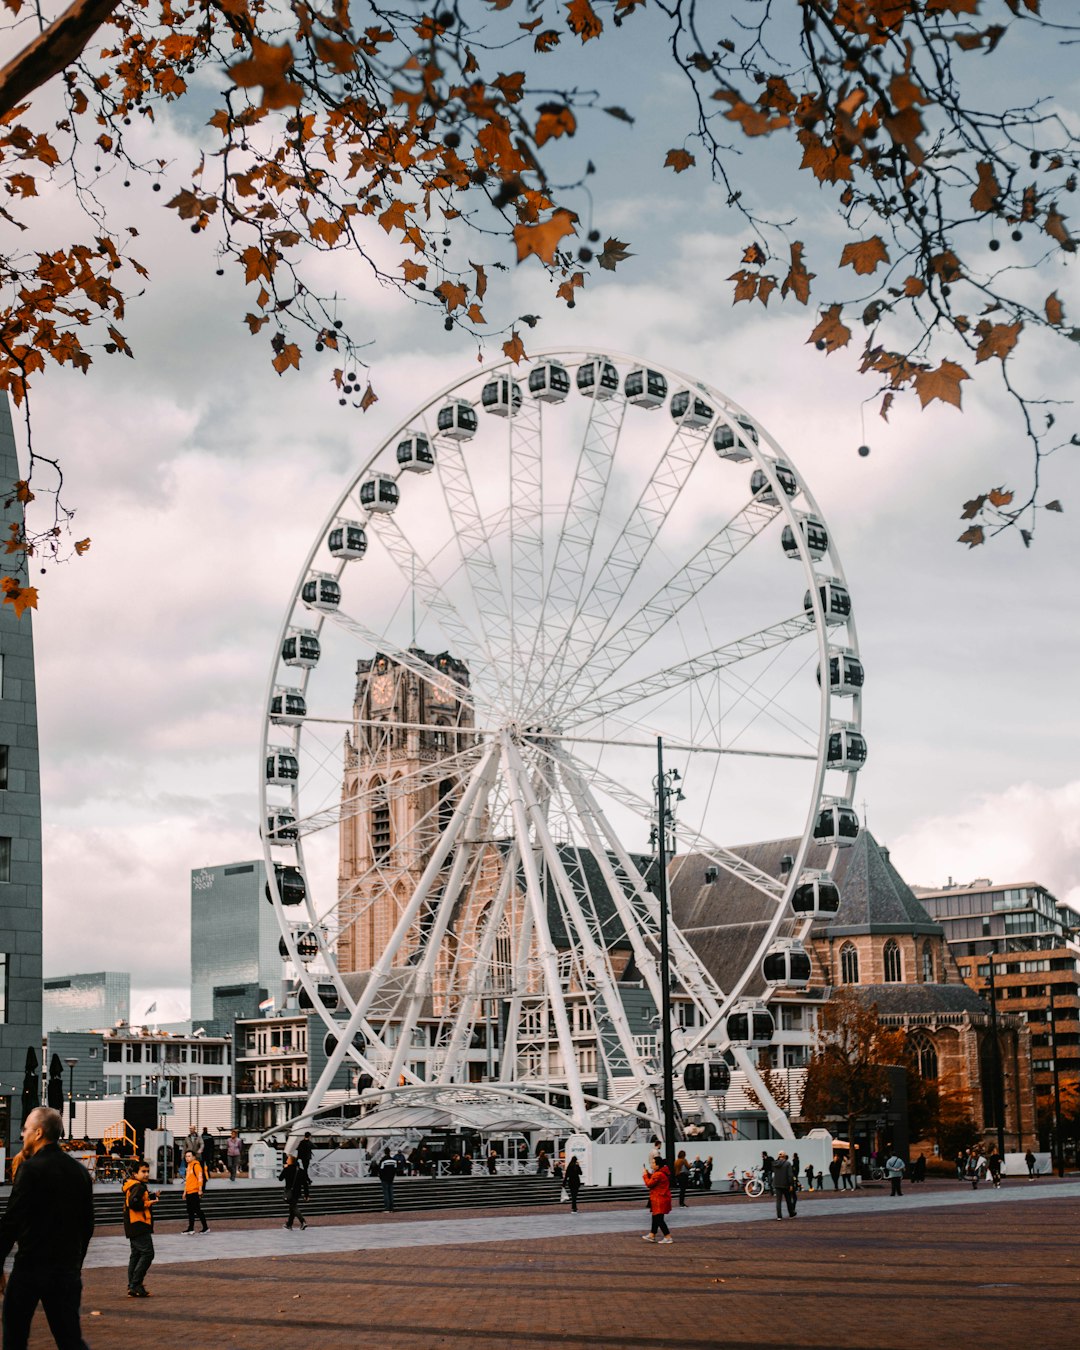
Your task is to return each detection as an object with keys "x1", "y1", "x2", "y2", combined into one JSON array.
[
  {"x1": 915, "y1": 878, "x2": 1079, "y2": 1154},
  {"x1": 43, "y1": 971, "x2": 130, "y2": 1031},
  {"x1": 0, "y1": 393, "x2": 43, "y2": 1152},
  {"x1": 190, "y1": 861, "x2": 282, "y2": 1023}
]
